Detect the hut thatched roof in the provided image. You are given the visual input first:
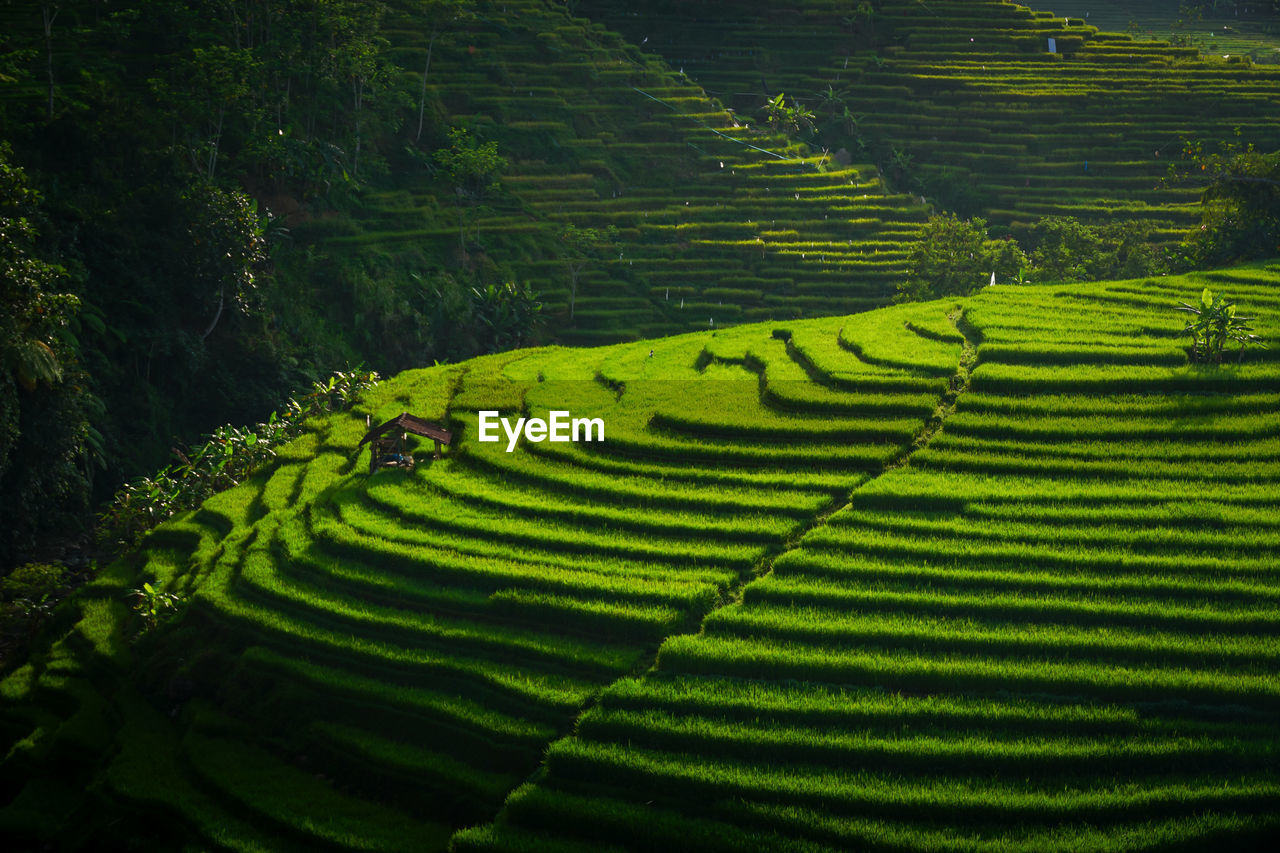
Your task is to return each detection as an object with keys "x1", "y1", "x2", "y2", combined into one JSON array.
[{"x1": 358, "y1": 412, "x2": 452, "y2": 446}]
